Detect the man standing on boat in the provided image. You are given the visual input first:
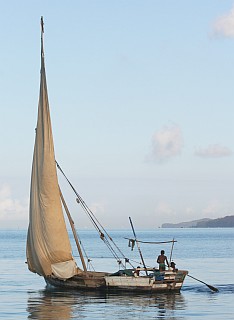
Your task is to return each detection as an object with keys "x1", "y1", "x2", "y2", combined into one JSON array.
[{"x1": 157, "y1": 250, "x2": 169, "y2": 271}]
